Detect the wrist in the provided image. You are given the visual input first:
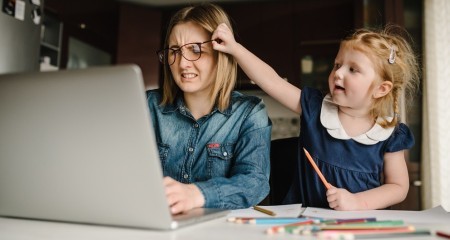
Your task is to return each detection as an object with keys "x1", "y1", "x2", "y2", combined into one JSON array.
[
  {"x1": 355, "y1": 193, "x2": 369, "y2": 210},
  {"x1": 359, "y1": 196, "x2": 369, "y2": 210},
  {"x1": 189, "y1": 184, "x2": 205, "y2": 208}
]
